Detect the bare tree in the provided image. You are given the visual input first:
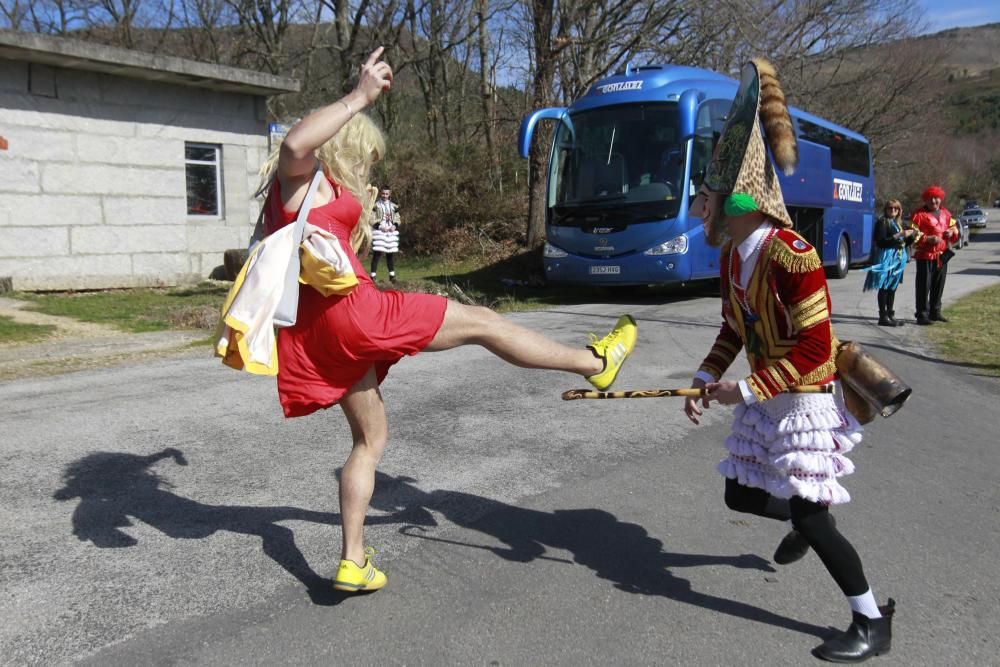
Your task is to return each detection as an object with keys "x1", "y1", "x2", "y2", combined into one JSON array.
[
  {"x1": 399, "y1": 0, "x2": 483, "y2": 145},
  {"x1": 174, "y1": 0, "x2": 231, "y2": 62},
  {"x1": 517, "y1": 0, "x2": 691, "y2": 247},
  {"x1": 1, "y1": 0, "x2": 29, "y2": 29}
]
